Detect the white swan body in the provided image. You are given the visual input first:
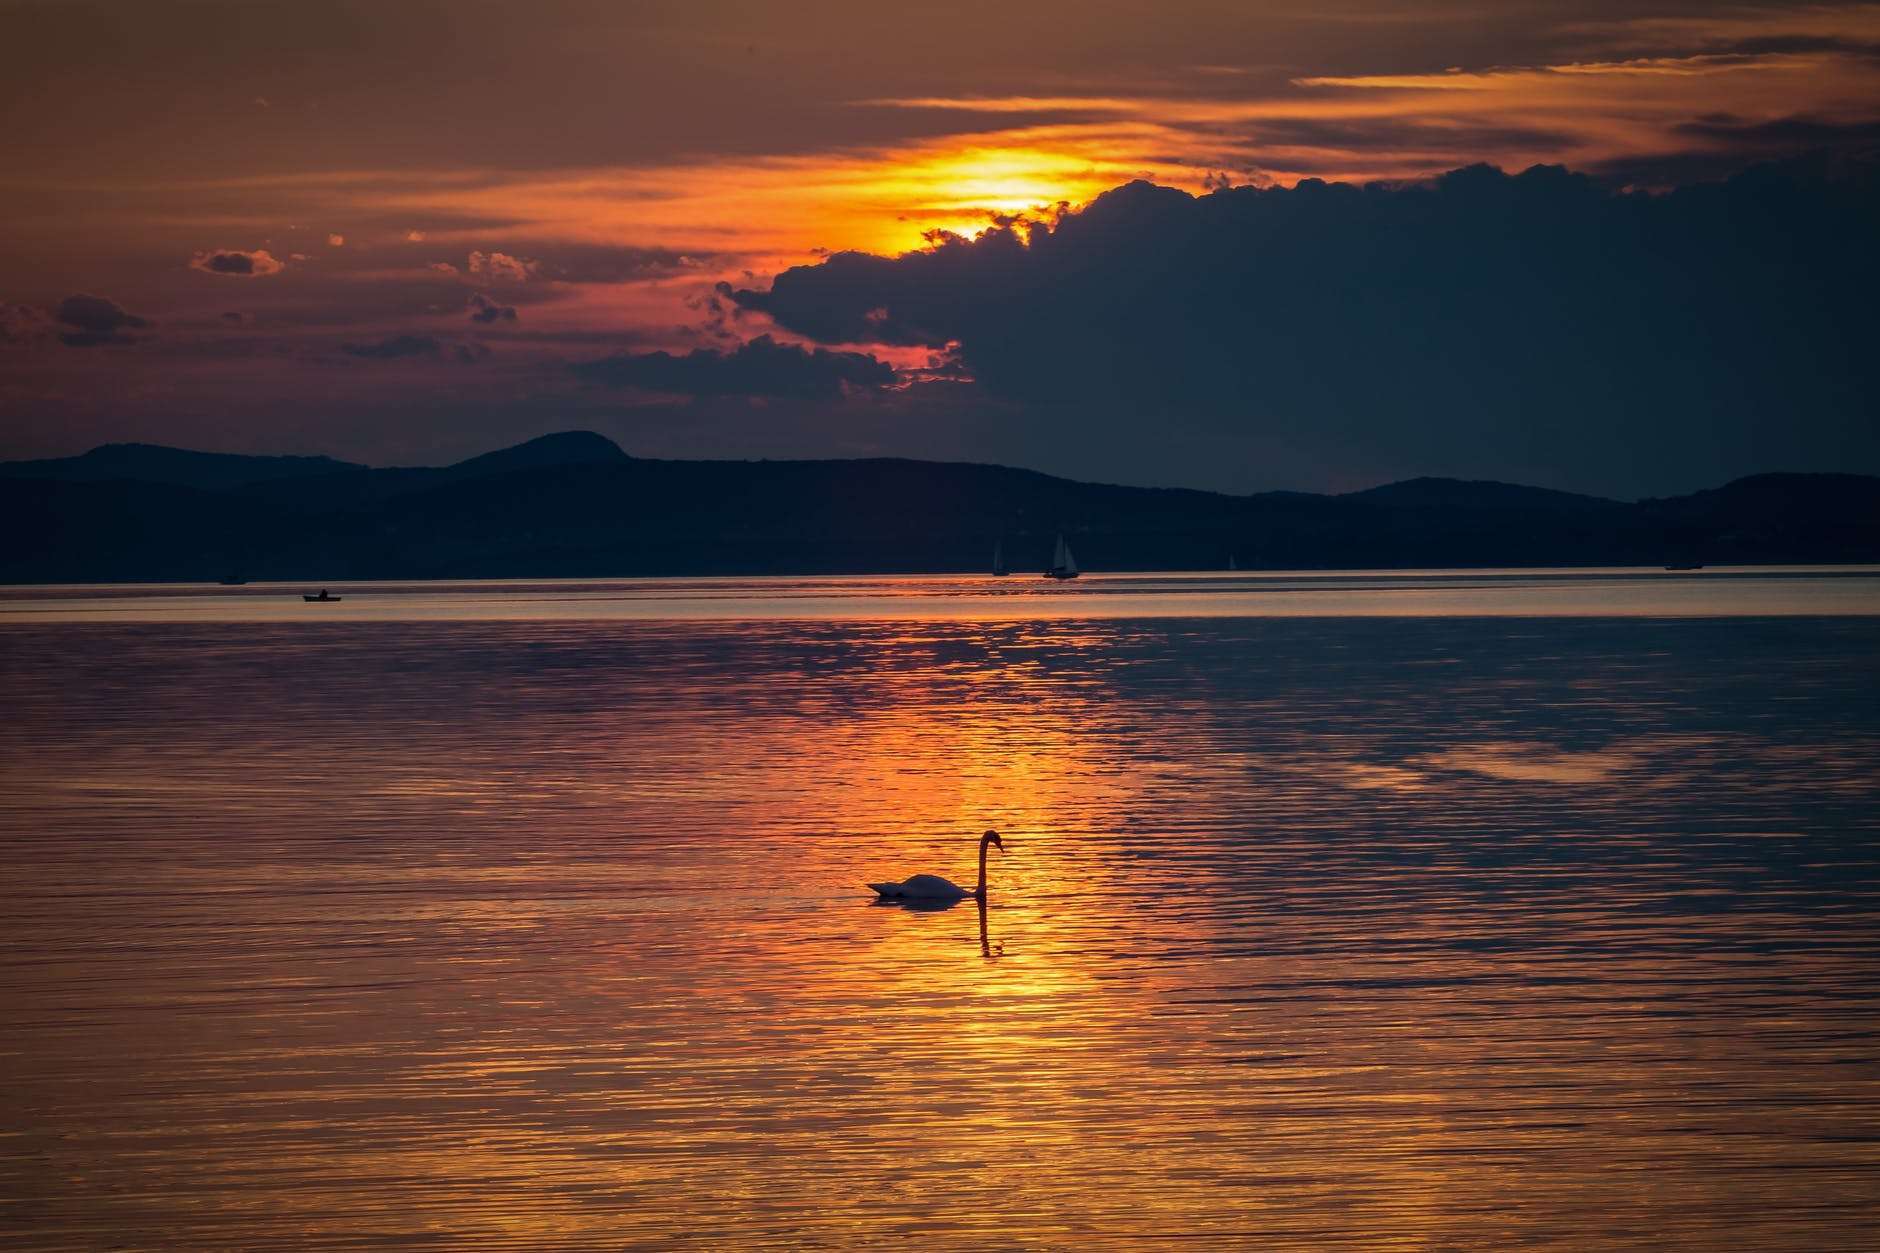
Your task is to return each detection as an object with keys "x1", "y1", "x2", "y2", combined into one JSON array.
[{"x1": 869, "y1": 830, "x2": 1003, "y2": 902}]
